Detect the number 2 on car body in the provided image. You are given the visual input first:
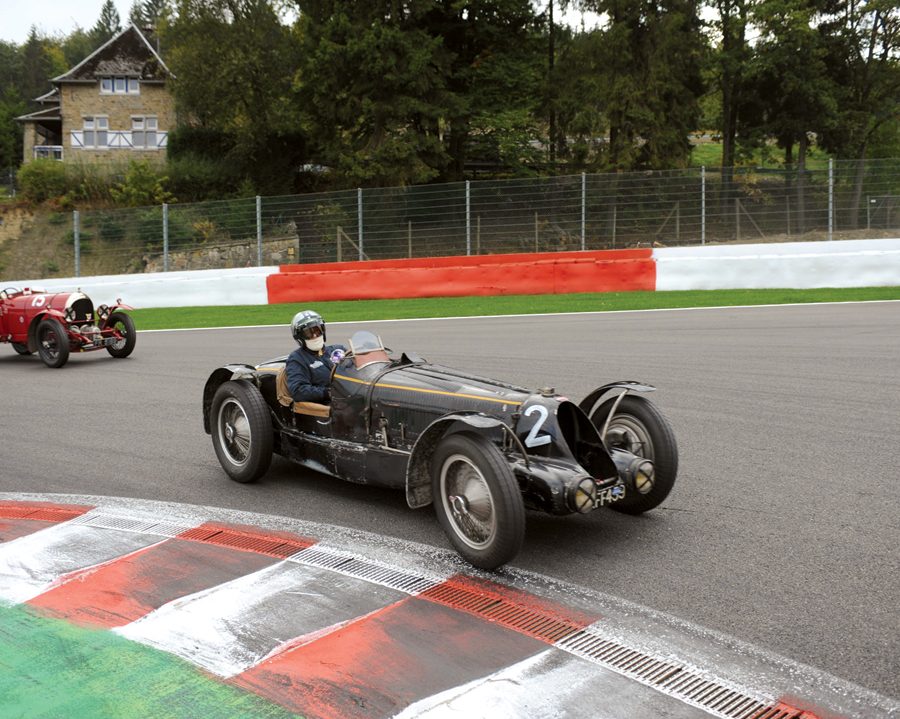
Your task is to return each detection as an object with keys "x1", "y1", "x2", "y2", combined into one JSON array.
[{"x1": 523, "y1": 404, "x2": 551, "y2": 447}]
